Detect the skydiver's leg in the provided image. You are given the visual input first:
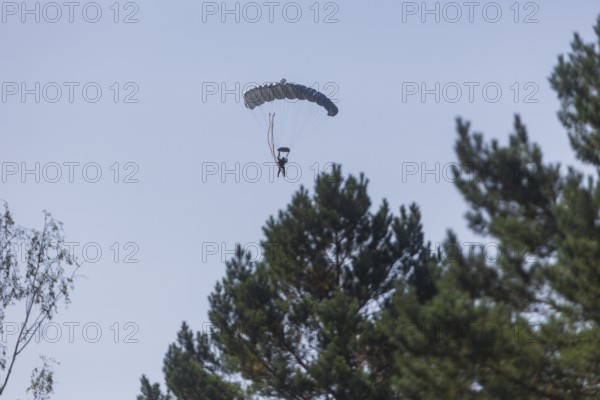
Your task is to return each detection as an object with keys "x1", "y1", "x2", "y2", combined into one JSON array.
[
  {"x1": 277, "y1": 167, "x2": 281, "y2": 177},
  {"x1": 282, "y1": 167, "x2": 286, "y2": 178}
]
